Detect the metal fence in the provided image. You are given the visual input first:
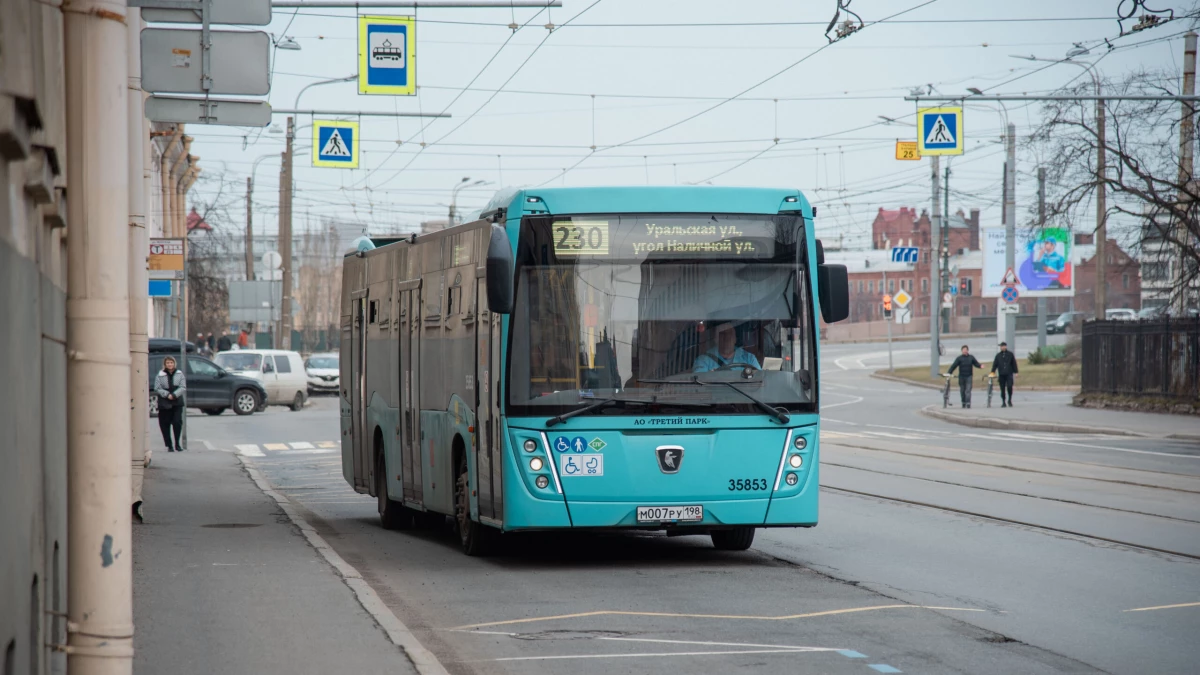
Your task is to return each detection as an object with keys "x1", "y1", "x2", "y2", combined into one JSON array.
[{"x1": 1081, "y1": 319, "x2": 1200, "y2": 400}]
